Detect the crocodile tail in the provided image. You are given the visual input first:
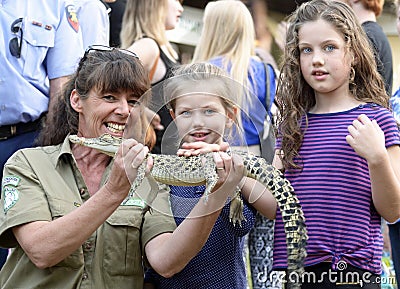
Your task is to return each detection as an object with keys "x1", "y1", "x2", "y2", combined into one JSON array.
[{"x1": 239, "y1": 152, "x2": 307, "y2": 289}]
